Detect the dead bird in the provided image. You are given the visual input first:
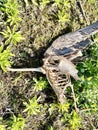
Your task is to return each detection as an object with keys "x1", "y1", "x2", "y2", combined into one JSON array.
[{"x1": 7, "y1": 22, "x2": 98, "y2": 109}]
